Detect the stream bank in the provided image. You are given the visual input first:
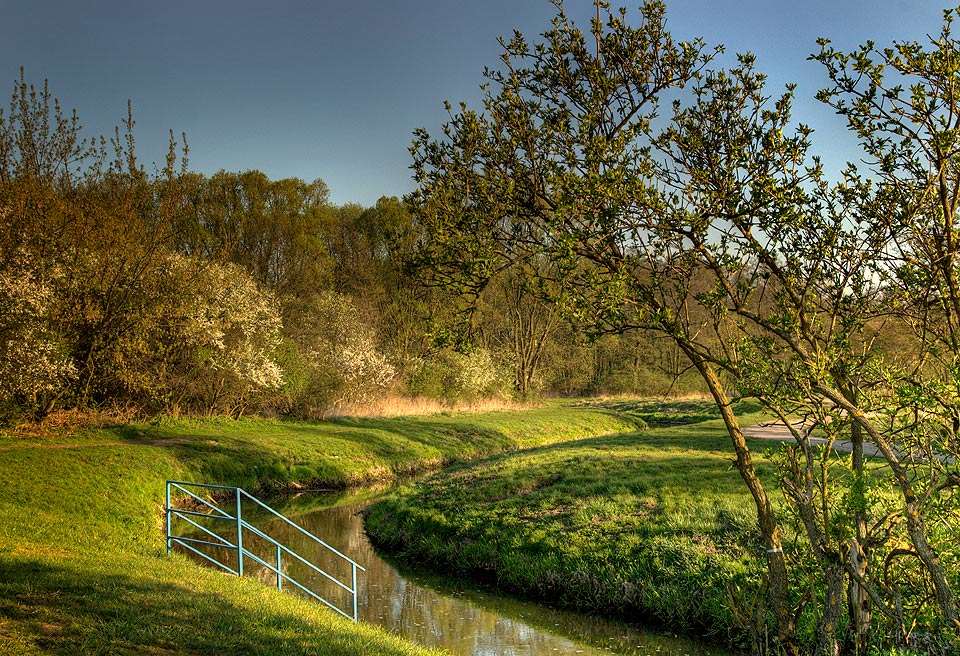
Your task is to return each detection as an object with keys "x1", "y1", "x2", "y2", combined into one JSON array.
[
  {"x1": 248, "y1": 490, "x2": 739, "y2": 656},
  {"x1": 362, "y1": 414, "x2": 770, "y2": 652}
]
